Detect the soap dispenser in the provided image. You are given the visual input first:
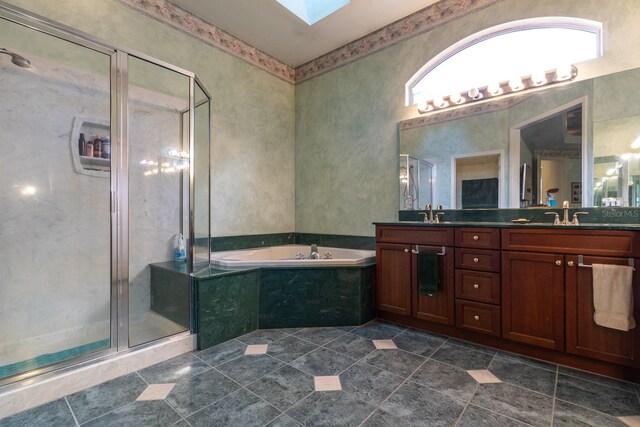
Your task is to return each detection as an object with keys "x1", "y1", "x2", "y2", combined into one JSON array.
[{"x1": 174, "y1": 233, "x2": 186, "y2": 263}]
